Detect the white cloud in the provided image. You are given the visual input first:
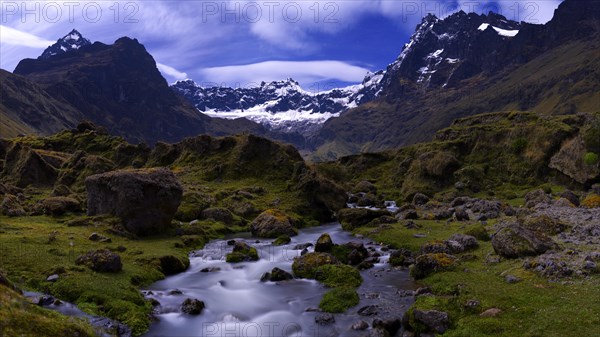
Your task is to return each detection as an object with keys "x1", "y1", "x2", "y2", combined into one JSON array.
[
  {"x1": 200, "y1": 60, "x2": 371, "y2": 87},
  {"x1": 156, "y1": 62, "x2": 188, "y2": 81},
  {"x1": 0, "y1": 25, "x2": 54, "y2": 48},
  {"x1": 227, "y1": 0, "x2": 563, "y2": 49}
]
